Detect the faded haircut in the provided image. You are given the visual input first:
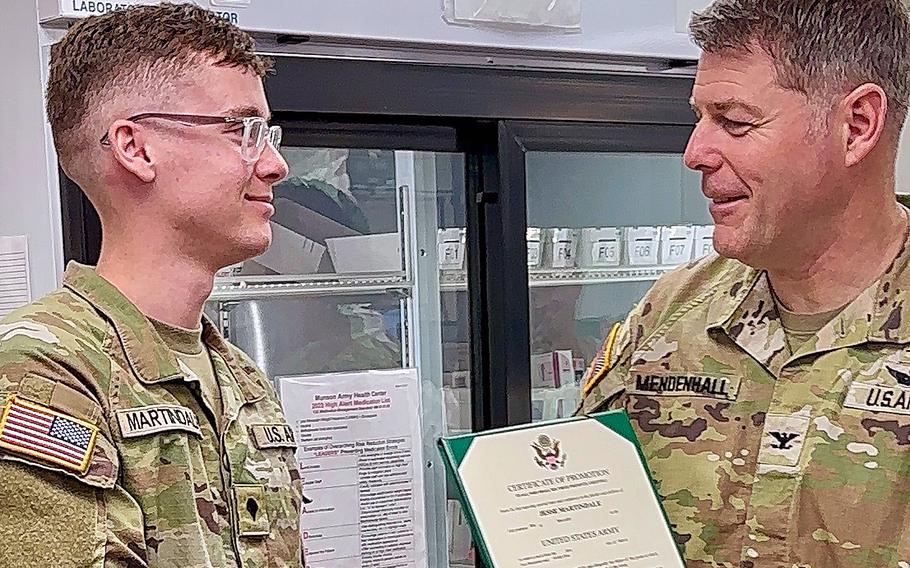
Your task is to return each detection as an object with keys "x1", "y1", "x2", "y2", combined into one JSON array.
[
  {"x1": 46, "y1": 2, "x2": 272, "y2": 169},
  {"x1": 690, "y1": 0, "x2": 910, "y2": 136}
]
